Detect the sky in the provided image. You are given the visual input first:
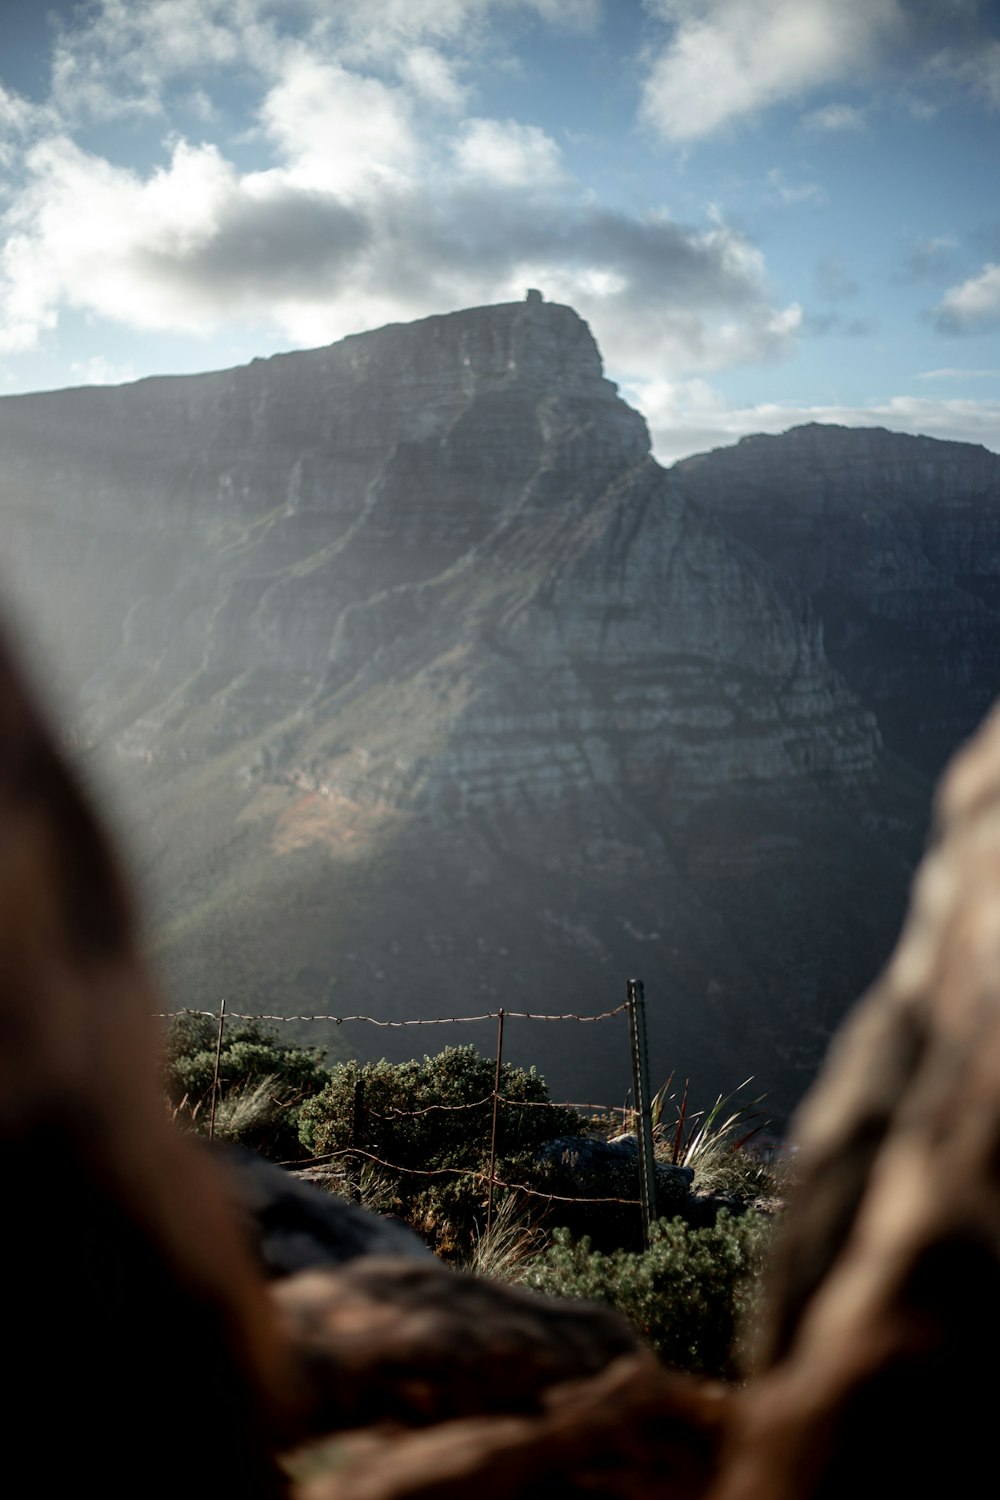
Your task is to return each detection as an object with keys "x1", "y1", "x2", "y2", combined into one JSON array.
[{"x1": 0, "y1": 0, "x2": 998, "y2": 462}]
